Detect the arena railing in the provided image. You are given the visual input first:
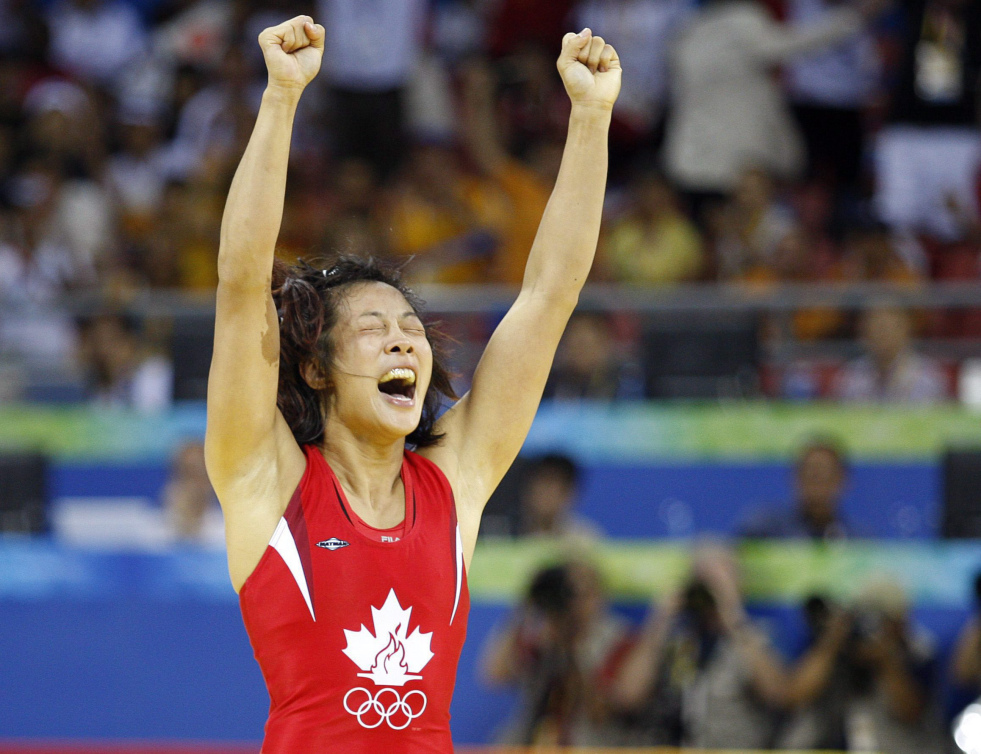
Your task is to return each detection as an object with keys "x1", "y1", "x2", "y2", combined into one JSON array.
[{"x1": 17, "y1": 280, "x2": 981, "y2": 317}]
